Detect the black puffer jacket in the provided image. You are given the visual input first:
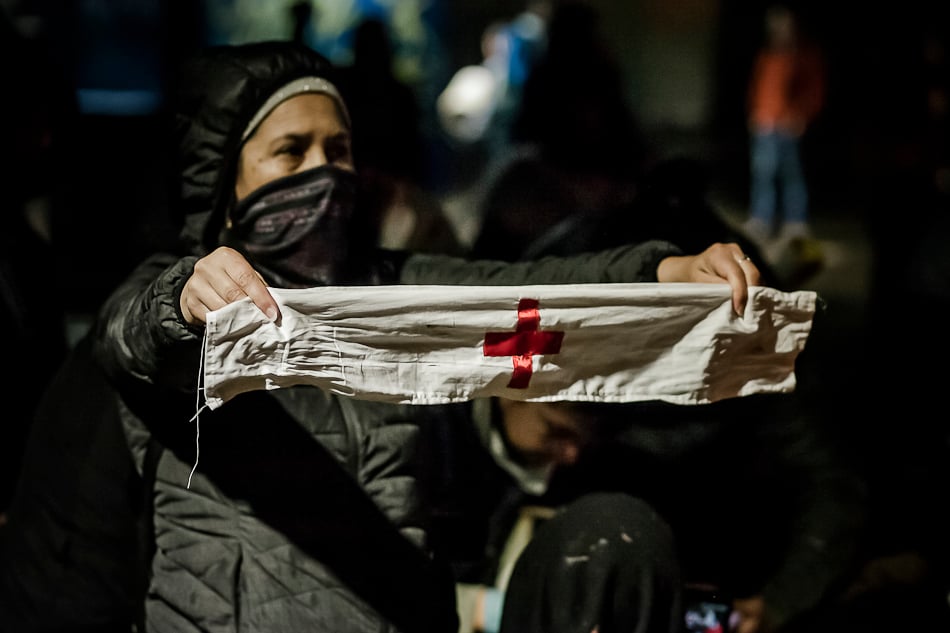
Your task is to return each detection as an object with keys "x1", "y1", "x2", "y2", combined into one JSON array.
[
  {"x1": 92, "y1": 41, "x2": 460, "y2": 633},
  {"x1": 90, "y1": 41, "x2": 682, "y2": 633}
]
